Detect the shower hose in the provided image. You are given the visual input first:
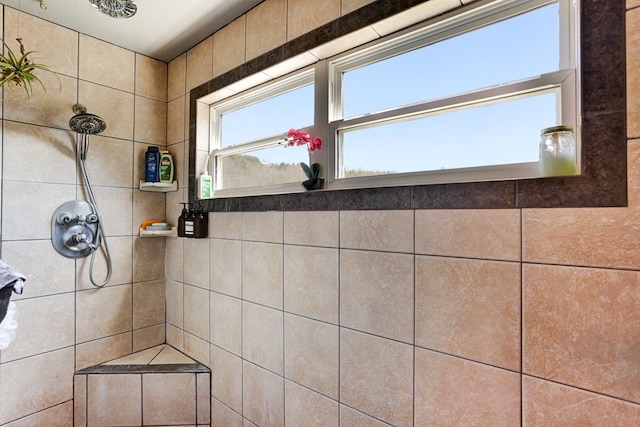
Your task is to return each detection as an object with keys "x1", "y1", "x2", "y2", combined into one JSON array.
[{"x1": 77, "y1": 132, "x2": 113, "y2": 288}]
